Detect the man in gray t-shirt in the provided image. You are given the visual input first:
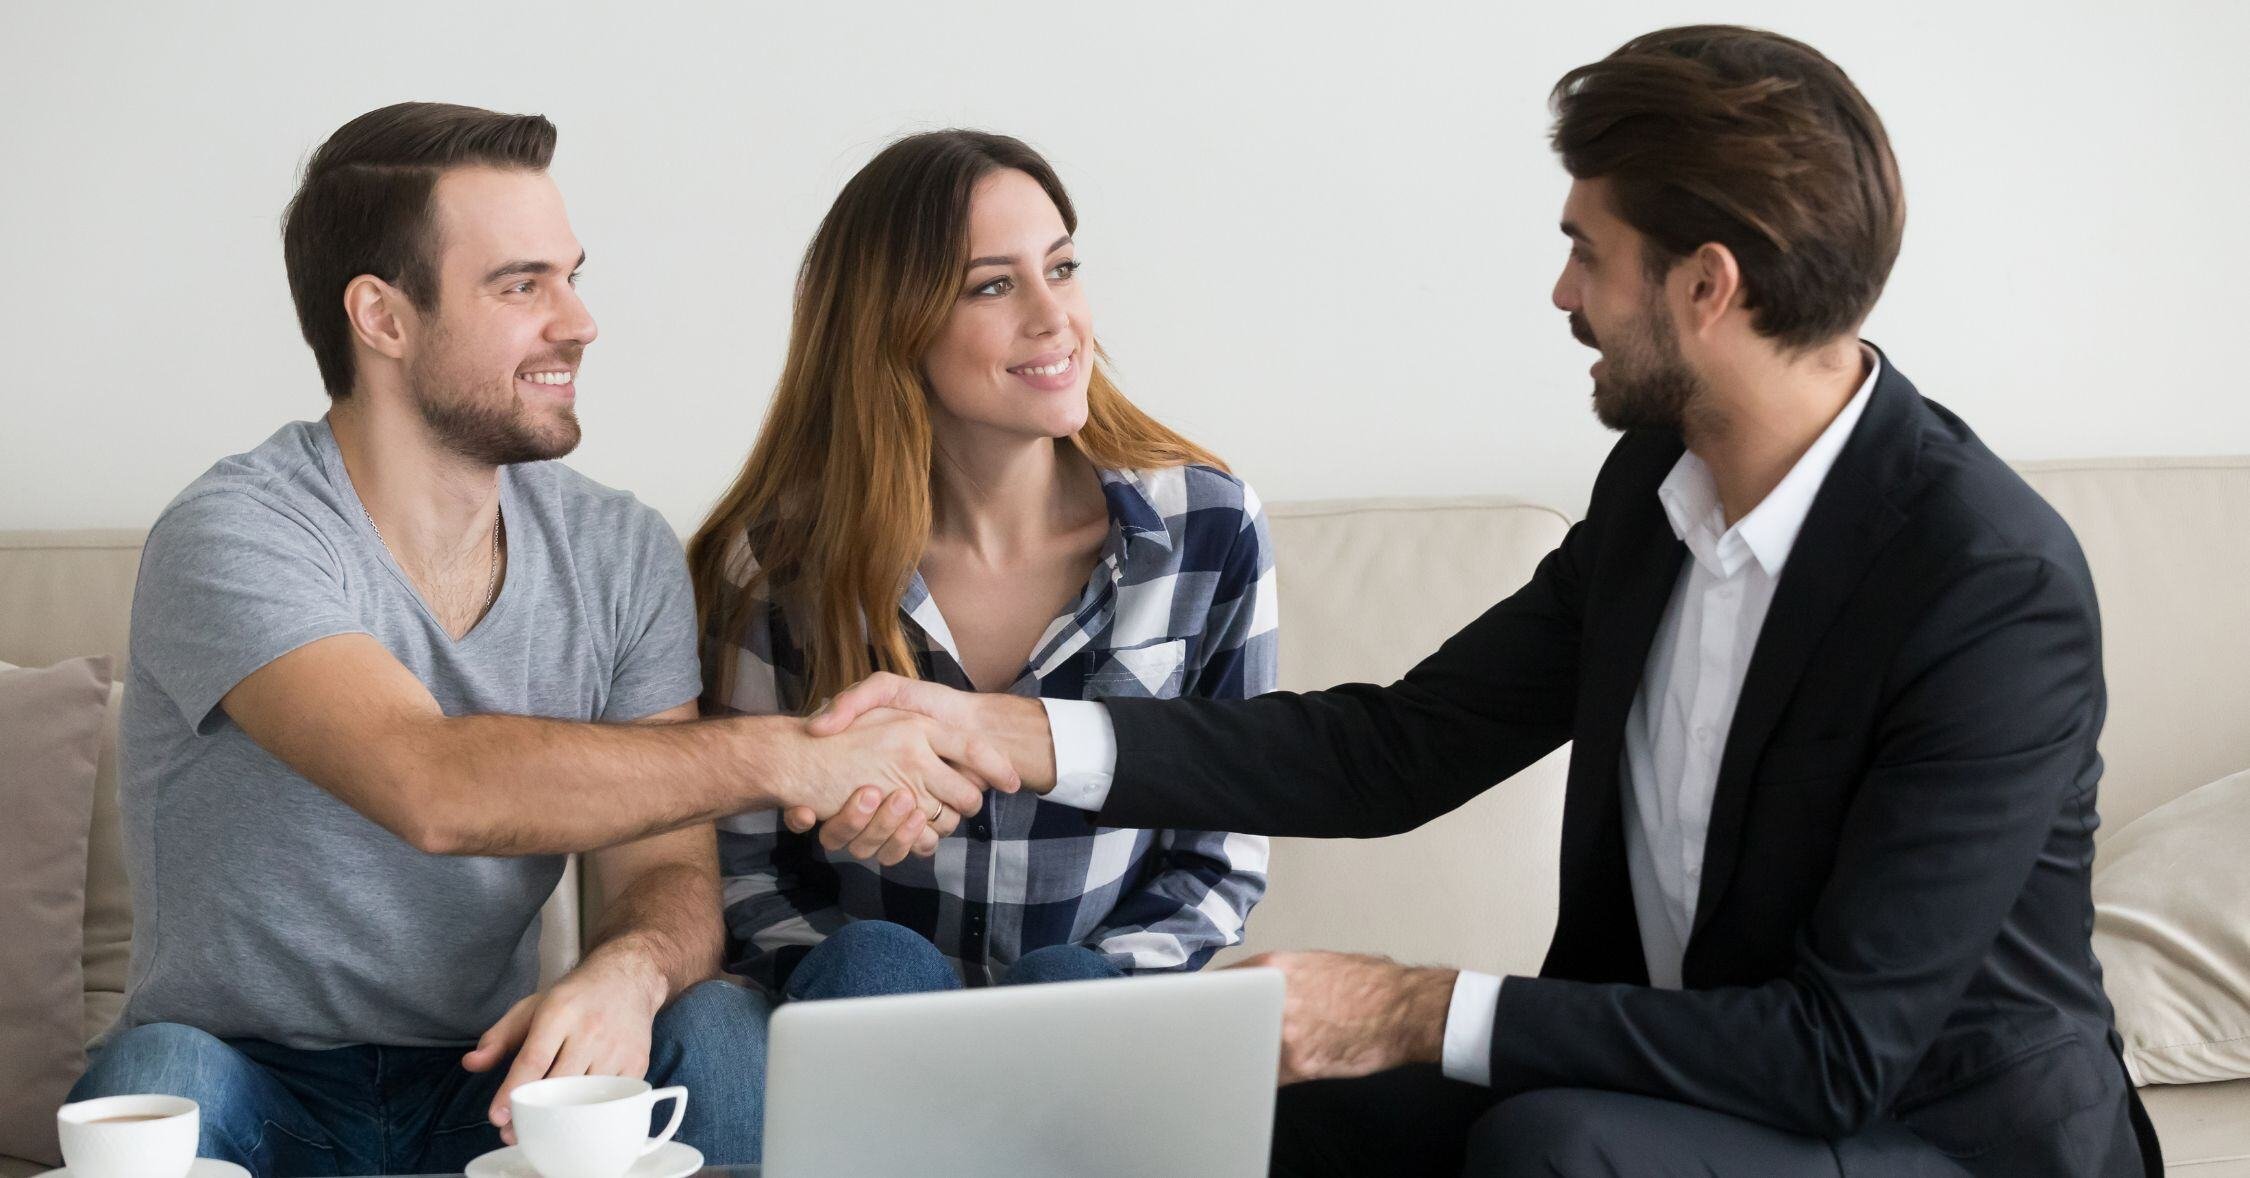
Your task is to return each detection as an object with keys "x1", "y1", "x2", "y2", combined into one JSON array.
[
  {"x1": 67, "y1": 103, "x2": 1010, "y2": 1176},
  {"x1": 118, "y1": 416, "x2": 700, "y2": 1051}
]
